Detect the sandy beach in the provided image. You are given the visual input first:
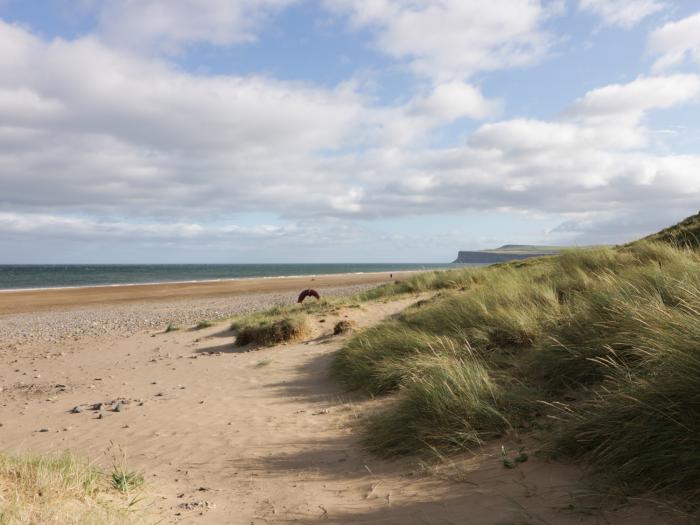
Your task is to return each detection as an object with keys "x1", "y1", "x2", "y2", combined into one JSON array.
[
  {"x1": 0, "y1": 274, "x2": 682, "y2": 524},
  {"x1": 0, "y1": 272, "x2": 407, "y2": 350},
  {"x1": 0, "y1": 271, "x2": 412, "y2": 315}
]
